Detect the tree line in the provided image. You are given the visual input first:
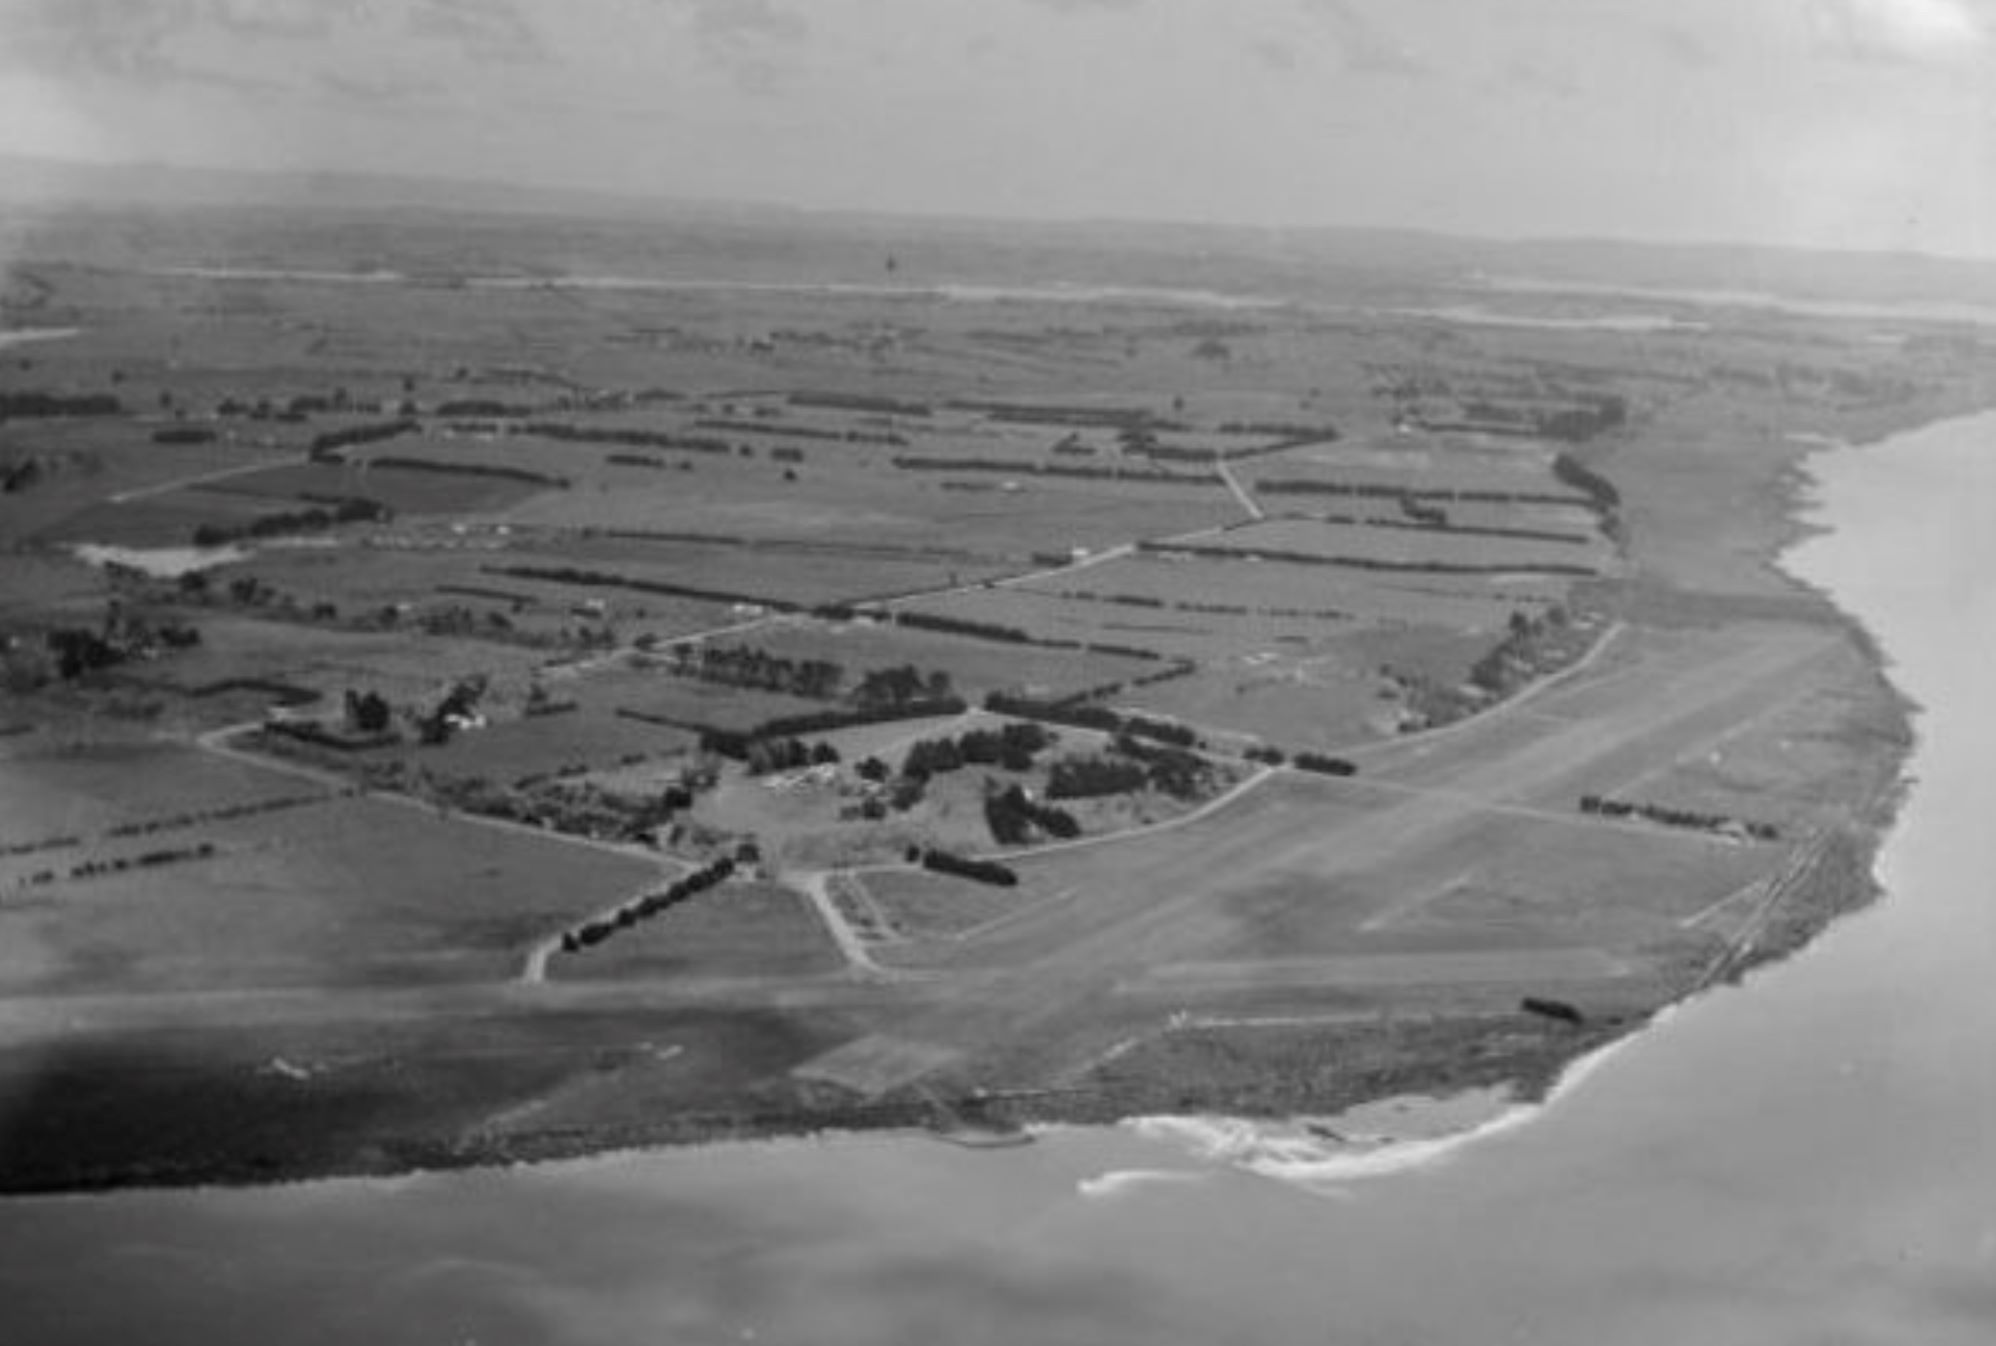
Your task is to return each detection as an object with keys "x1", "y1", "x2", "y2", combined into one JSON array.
[{"x1": 557, "y1": 855, "x2": 740, "y2": 955}]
